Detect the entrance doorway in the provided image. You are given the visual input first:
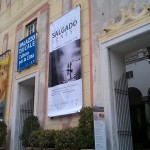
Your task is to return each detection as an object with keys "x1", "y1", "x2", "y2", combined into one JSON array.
[
  {"x1": 110, "y1": 32, "x2": 150, "y2": 150},
  {"x1": 12, "y1": 77, "x2": 35, "y2": 150},
  {"x1": 125, "y1": 48, "x2": 150, "y2": 149},
  {"x1": 17, "y1": 77, "x2": 35, "y2": 150},
  {"x1": 98, "y1": 11, "x2": 150, "y2": 149},
  {"x1": 10, "y1": 72, "x2": 39, "y2": 150}
]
